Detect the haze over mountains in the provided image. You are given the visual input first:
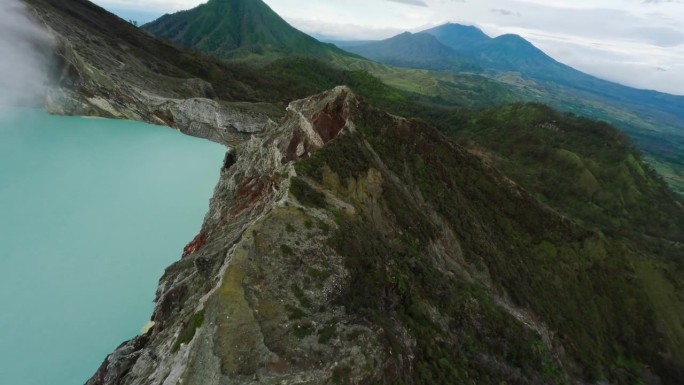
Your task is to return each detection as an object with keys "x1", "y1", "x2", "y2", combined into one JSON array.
[
  {"x1": 346, "y1": 23, "x2": 684, "y2": 125},
  {"x1": 339, "y1": 31, "x2": 481, "y2": 72},
  {"x1": 347, "y1": 22, "x2": 684, "y2": 104}
]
